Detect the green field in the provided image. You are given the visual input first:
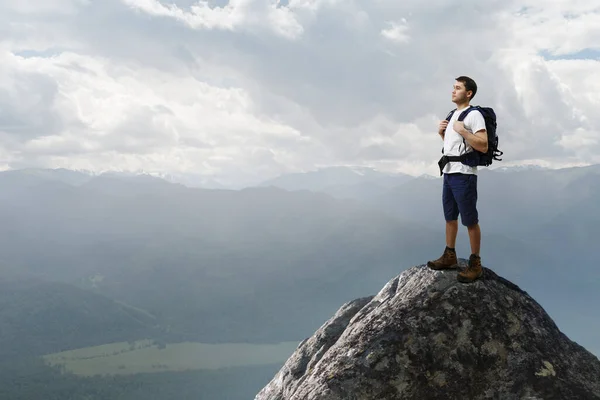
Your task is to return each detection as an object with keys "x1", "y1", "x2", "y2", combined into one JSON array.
[{"x1": 43, "y1": 340, "x2": 300, "y2": 376}]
